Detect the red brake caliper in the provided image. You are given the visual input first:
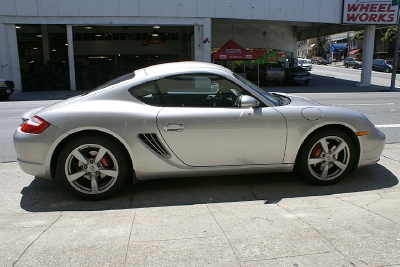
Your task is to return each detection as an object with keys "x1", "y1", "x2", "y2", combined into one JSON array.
[
  {"x1": 311, "y1": 143, "x2": 322, "y2": 158},
  {"x1": 101, "y1": 155, "x2": 111, "y2": 169}
]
